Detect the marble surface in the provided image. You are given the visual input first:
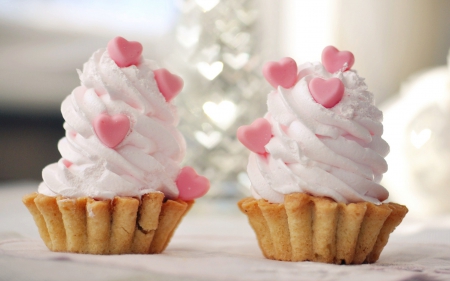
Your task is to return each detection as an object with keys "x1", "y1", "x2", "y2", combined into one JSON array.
[{"x1": 1, "y1": 182, "x2": 450, "y2": 281}]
